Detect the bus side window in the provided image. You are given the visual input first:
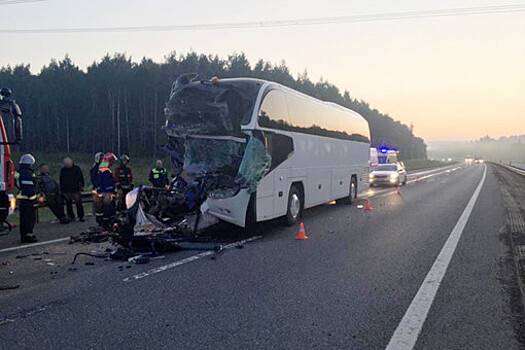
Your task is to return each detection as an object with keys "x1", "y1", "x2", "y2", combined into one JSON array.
[
  {"x1": 258, "y1": 90, "x2": 291, "y2": 131},
  {"x1": 265, "y1": 132, "x2": 294, "y2": 171}
]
